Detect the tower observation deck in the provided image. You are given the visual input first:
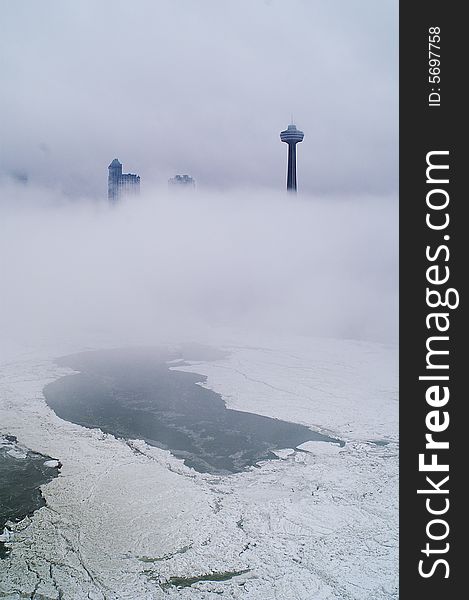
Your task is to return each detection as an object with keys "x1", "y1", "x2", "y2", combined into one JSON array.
[{"x1": 280, "y1": 123, "x2": 304, "y2": 192}]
